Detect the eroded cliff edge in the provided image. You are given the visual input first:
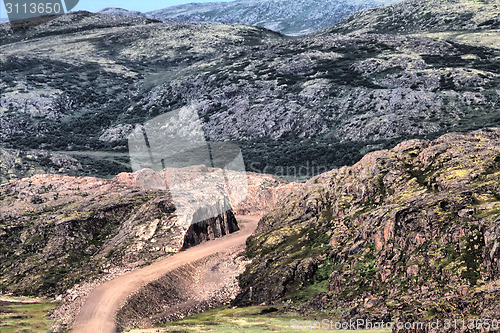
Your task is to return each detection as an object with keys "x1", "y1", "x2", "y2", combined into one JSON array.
[{"x1": 182, "y1": 212, "x2": 239, "y2": 249}]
